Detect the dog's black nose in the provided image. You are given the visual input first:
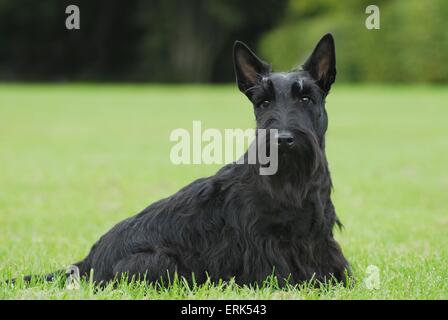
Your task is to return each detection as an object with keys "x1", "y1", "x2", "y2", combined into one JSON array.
[{"x1": 276, "y1": 131, "x2": 294, "y2": 149}]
